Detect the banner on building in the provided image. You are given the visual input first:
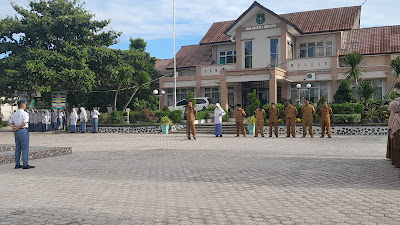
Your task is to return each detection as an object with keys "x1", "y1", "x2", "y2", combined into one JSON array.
[{"x1": 52, "y1": 91, "x2": 67, "y2": 109}]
